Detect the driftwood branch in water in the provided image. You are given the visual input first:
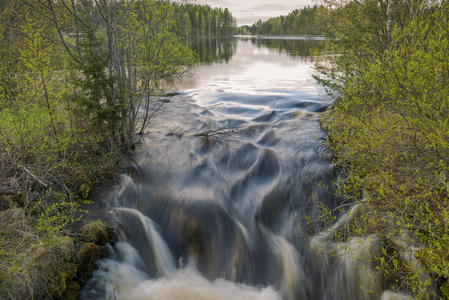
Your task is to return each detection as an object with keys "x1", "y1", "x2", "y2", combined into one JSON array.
[
  {"x1": 193, "y1": 120, "x2": 244, "y2": 141},
  {"x1": 0, "y1": 187, "x2": 18, "y2": 195}
]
